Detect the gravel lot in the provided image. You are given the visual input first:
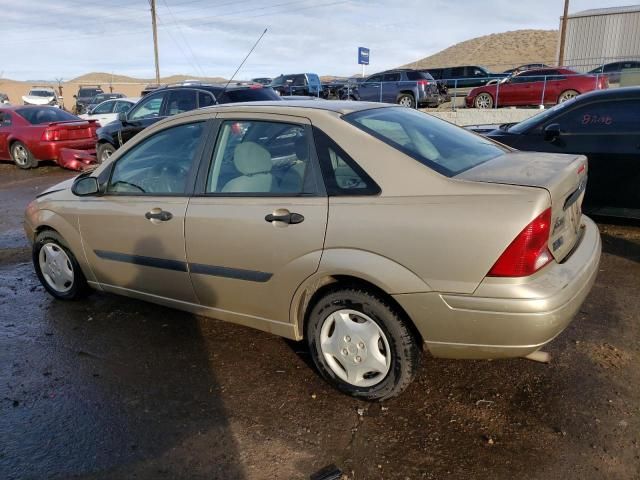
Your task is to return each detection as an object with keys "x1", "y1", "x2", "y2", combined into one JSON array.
[{"x1": 0, "y1": 163, "x2": 638, "y2": 480}]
